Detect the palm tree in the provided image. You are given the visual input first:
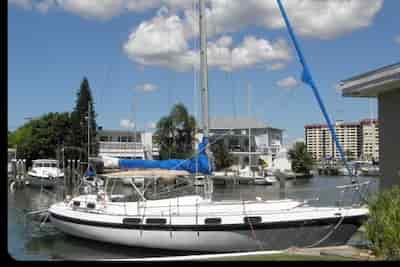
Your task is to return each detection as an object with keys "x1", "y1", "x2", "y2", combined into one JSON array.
[
  {"x1": 288, "y1": 142, "x2": 314, "y2": 175},
  {"x1": 154, "y1": 103, "x2": 197, "y2": 159},
  {"x1": 211, "y1": 140, "x2": 235, "y2": 171}
]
